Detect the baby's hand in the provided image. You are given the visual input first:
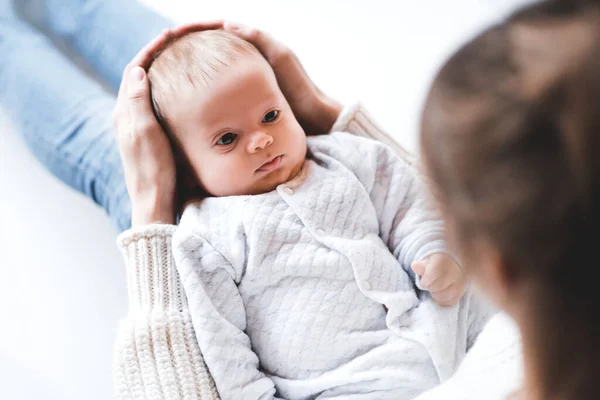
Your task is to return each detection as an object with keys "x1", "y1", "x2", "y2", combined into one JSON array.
[{"x1": 411, "y1": 253, "x2": 466, "y2": 307}]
